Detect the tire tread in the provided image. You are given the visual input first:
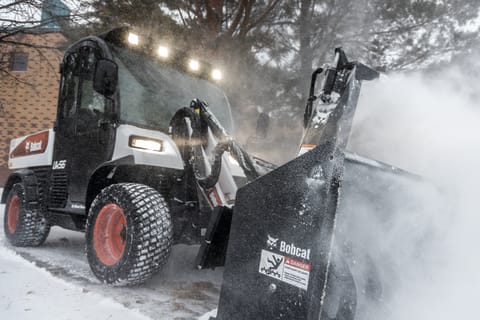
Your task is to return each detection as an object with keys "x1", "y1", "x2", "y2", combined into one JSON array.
[
  {"x1": 86, "y1": 183, "x2": 173, "y2": 285},
  {"x1": 4, "y1": 183, "x2": 50, "y2": 247}
]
